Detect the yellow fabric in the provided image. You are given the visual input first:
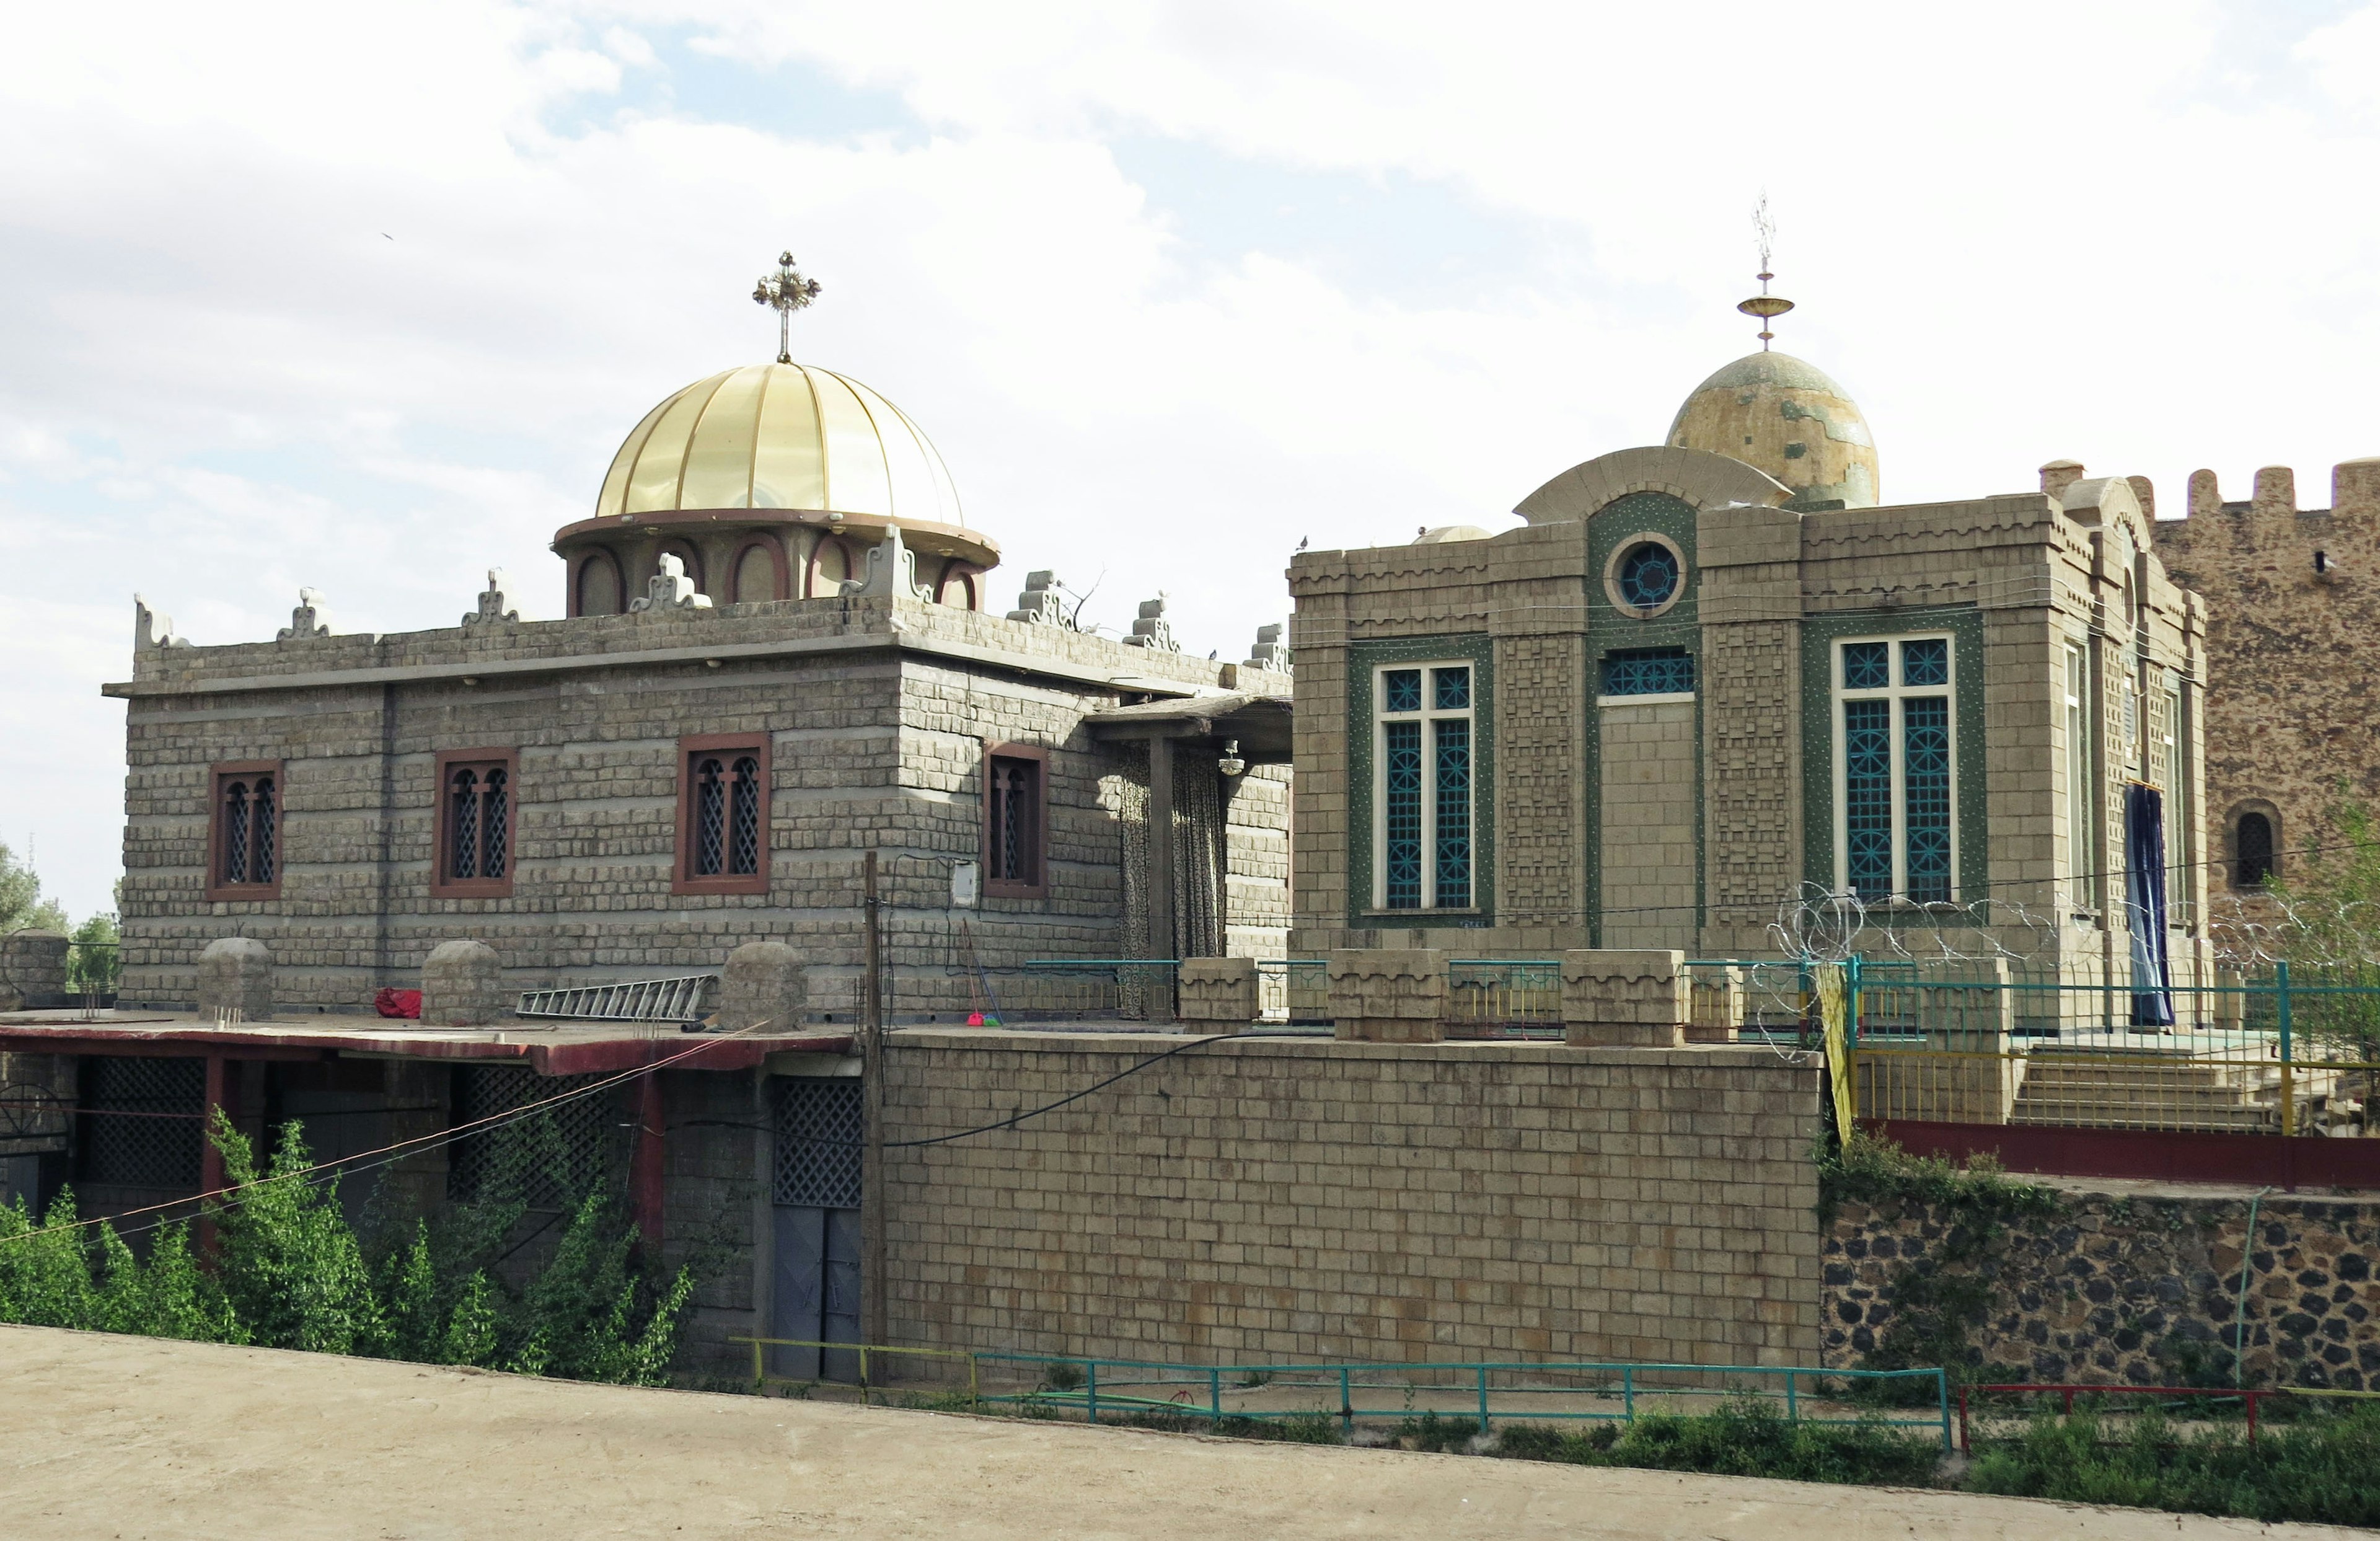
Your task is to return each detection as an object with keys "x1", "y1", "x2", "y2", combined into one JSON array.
[{"x1": 1816, "y1": 964, "x2": 1856, "y2": 1142}]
